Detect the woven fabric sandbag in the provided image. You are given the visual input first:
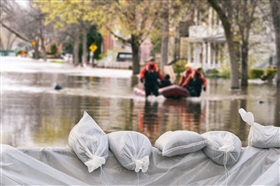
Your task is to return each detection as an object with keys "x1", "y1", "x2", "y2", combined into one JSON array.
[
  {"x1": 239, "y1": 108, "x2": 280, "y2": 148},
  {"x1": 68, "y1": 111, "x2": 109, "y2": 172},
  {"x1": 202, "y1": 131, "x2": 242, "y2": 166},
  {"x1": 155, "y1": 130, "x2": 208, "y2": 157},
  {"x1": 107, "y1": 131, "x2": 152, "y2": 173}
]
